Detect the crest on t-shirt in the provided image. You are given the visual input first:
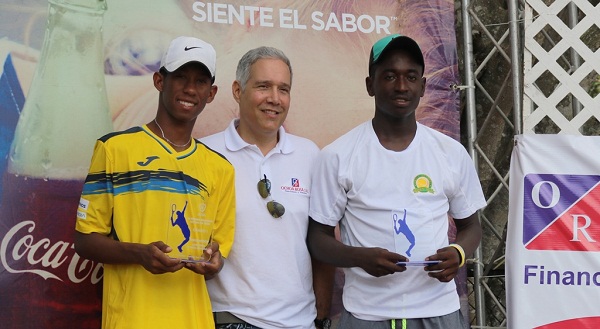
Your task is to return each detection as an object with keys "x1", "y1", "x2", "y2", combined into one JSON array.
[{"x1": 413, "y1": 174, "x2": 434, "y2": 194}]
